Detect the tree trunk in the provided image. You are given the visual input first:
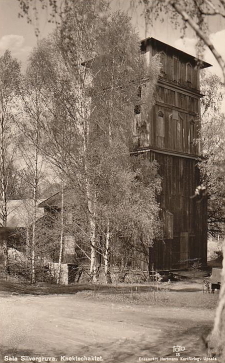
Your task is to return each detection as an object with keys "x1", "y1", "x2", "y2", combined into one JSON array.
[
  {"x1": 82, "y1": 97, "x2": 98, "y2": 283},
  {"x1": 57, "y1": 180, "x2": 64, "y2": 284},
  {"x1": 88, "y1": 190, "x2": 97, "y2": 282},
  {"x1": 104, "y1": 219, "x2": 112, "y2": 284},
  {"x1": 31, "y1": 114, "x2": 39, "y2": 284},
  {"x1": 1, "y1": 193, "x2": 8, "y2": 273},
  {"x1": 26, "y1": 226, "x2": 30, "y2": 269},
  {"x1": 2, "y1": 237, "x2": 9, "y2": 277},
  {"x1": 0, "y1": 105, "x2": 9, "y2": 277},
  {"x1": 208, "y1": 240, "x2": 225, "y2": 361},
  {"x1": 103, "y1": 76, "x2": 114, "y2": 285},
  {"x1": 31, "y1": 181, "x2": 37, "y2": 284}
]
